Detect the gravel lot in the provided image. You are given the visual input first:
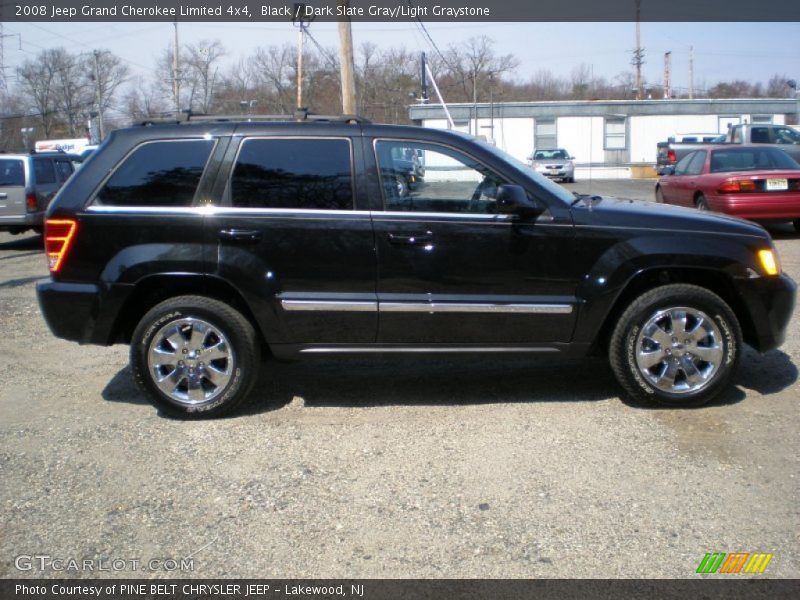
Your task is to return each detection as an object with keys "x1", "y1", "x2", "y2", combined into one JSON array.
[{"x1": 1, "y1": 179, "x2": 798, "y2": 579}]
